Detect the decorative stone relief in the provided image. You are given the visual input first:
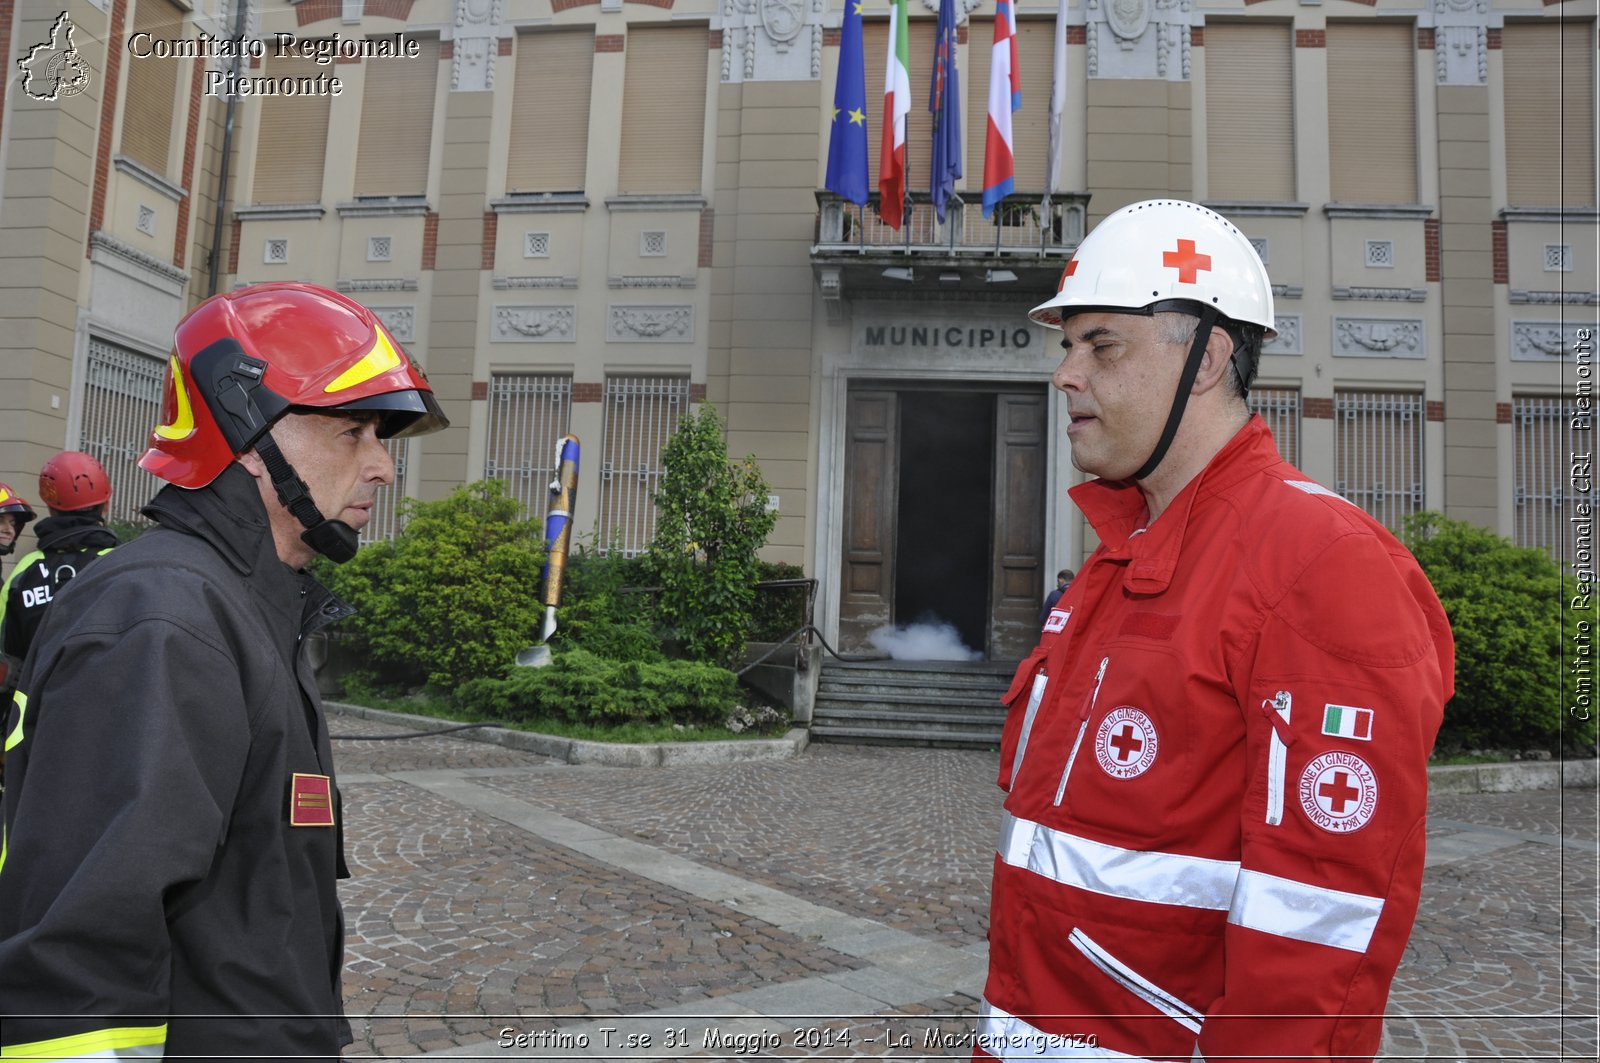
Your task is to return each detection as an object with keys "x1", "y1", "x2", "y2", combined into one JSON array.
[
  {"x1": 1512, "y1": 320, "x2": 1588, "y2": 361},
  {"x1": 608, "y1": 305, "x2": 695, "y2": 343},
  {"x1": 494, "y1": 305, "x2": 576, "y2": 342},
  {"x1": 370, "y1": 306, "x2": 416, "y2": 343},
  {"x1": 1262, "y1": 315, "x2": 1302, "y2": 356},
  {"x1": 452, "y1": 0, "x2": 504, "y2": 92},
  {"x1": 608, "y1": 276, "x2": 698, "y2": 289},
  {"x1": 1433, "y1": 0, "x2": 1489, "y2": 86},
  {"x1": 338, "y1": 278, "x2": 420, "y2": 292},
  {"x1": 1332, "y1": 286, "x2": 1429, "y2": 302},
  {"x1": 1086, "y1": 0, "x2": 1190, "y2": 81},
  {"x1": 493, "y1": 275, "x2": 580, "y2": 289},
  {"x1": 721, "y1": 0, "x2": 828, "y2": 83},
  {"x1": 1332, "y1": 317, "x2": 1425, "y2": 359},
  {"x1": 1510, "y1": 290, "x2": 1600, "y2": 306}
]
